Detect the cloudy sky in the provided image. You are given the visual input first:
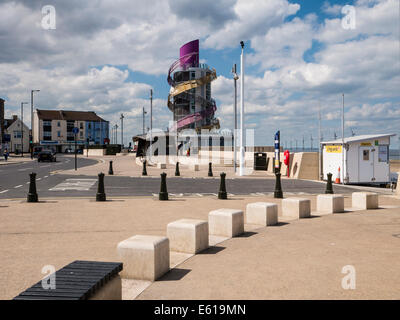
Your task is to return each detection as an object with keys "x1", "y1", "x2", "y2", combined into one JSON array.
[{"x1": 0, "y1": 0, "x2": 399, "y2": 148}]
